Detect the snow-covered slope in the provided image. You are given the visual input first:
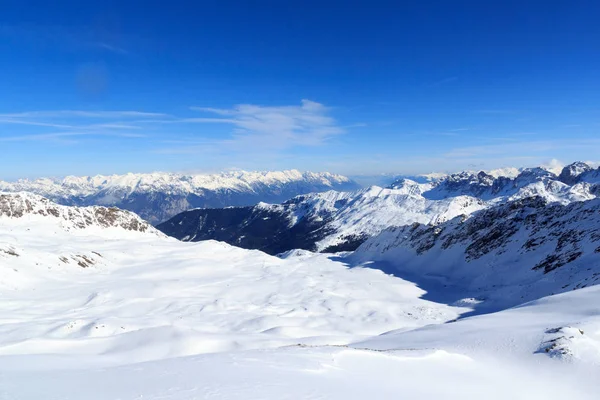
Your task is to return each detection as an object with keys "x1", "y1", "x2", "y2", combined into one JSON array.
[
  {"x1": 158, "y1": 162, "x2": 600, "y2": 255},
  {"x1": 0, "y1": 192, "x2": 158, "y2": 236},
  {"x1": 353, "y1": 195, "x2": 600, "y2": 312},
  {"x1": 0, "y1": 170, "x2": 359, "y2": 224},
  {"x1": 1, "y1": 197, "x2": 600, "y2": 398},
  {"x1": 4, "y1": 287, "x2": 600, "y2": 399},
  {"x1": 0, "y1": 196, "x2": 465, "y2": 358},
  {"x1": 355, "y1": 285, "x2": 600, "y2": 367}
]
